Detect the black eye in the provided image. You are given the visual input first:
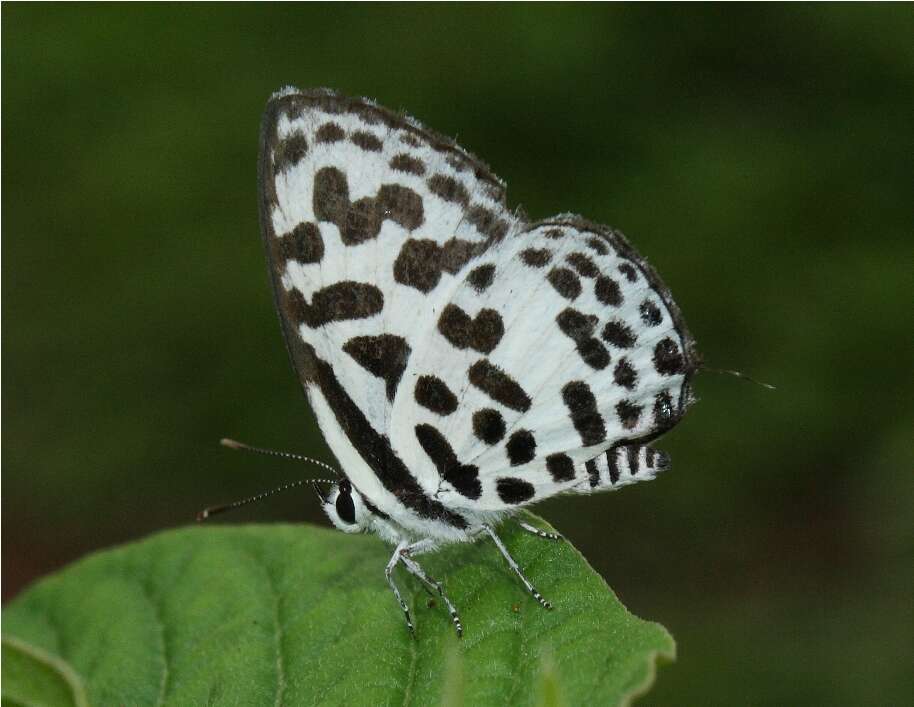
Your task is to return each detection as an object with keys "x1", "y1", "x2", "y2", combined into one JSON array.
[{"x1": 335, "y1": 482, "x2": 356, "y2": 524}]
